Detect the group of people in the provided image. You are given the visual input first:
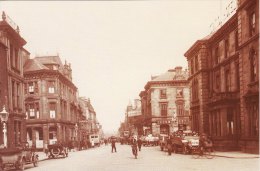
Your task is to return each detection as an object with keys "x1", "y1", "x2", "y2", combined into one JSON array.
[{"x1": 111, "y1": 137, "x2": 143, "y2": 158}]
